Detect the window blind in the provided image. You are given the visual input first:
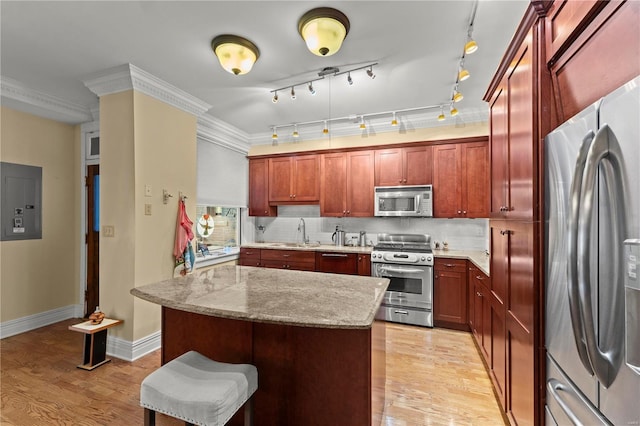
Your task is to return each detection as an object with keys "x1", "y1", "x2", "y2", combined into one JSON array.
[{"x1": 196, "y1": 139, "x2": 248, "y2": 207}]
